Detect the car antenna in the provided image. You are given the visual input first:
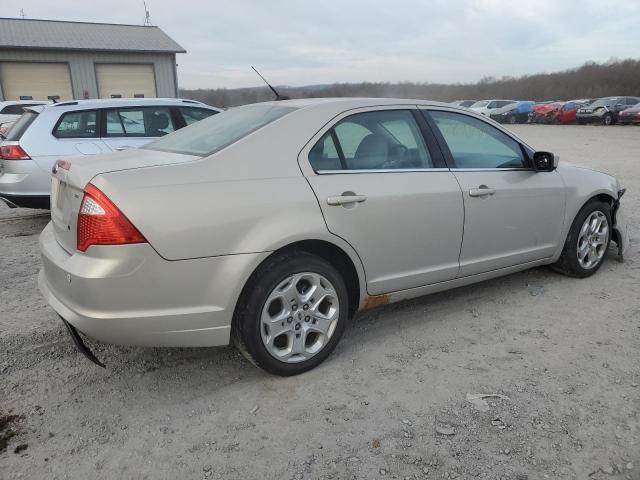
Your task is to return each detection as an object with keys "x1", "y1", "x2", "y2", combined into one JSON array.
[{"x1": 251, "y1": 66, "x2": 290, "y2": 101}]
